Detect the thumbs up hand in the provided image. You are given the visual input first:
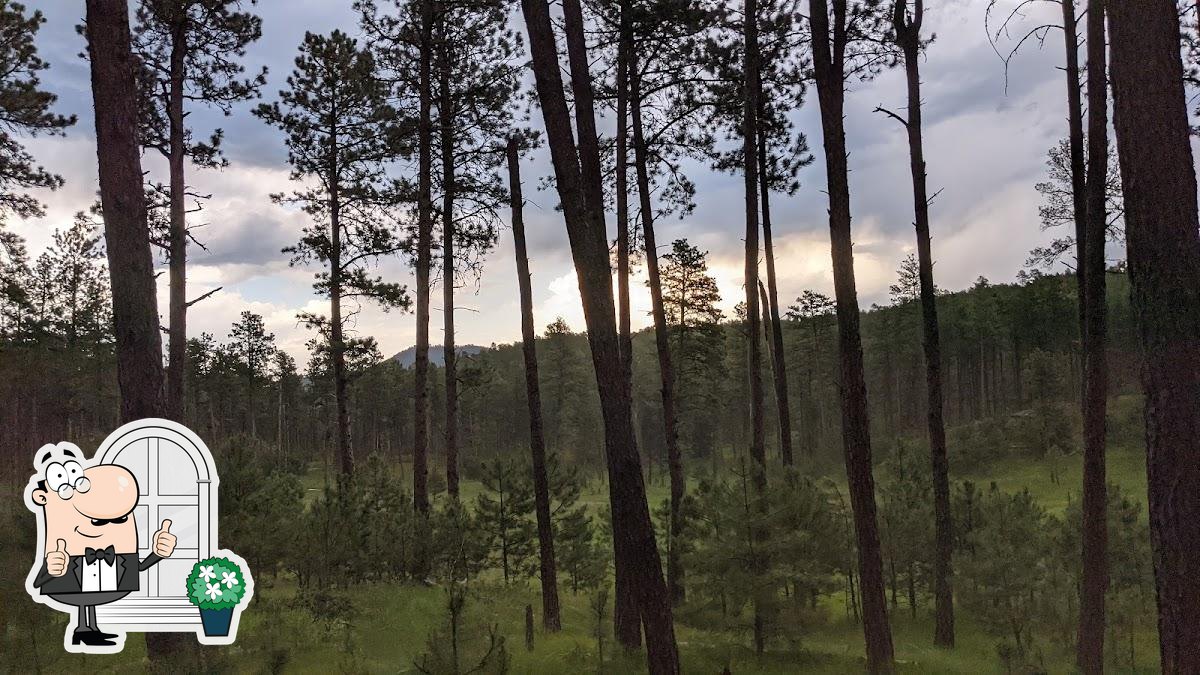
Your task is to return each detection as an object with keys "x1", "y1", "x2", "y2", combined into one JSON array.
[
  {"x1": 153, "y1": 519, "x2": 176, "y2": 558},
  {"x1": 46, "y1": 539, "x2": 68, "y2": 577}
]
